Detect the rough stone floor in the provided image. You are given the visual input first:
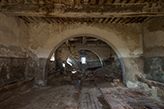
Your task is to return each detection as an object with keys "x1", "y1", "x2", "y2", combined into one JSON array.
[{"x1": 0, "y1": 77, "x2": 164, "y2": 109}]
